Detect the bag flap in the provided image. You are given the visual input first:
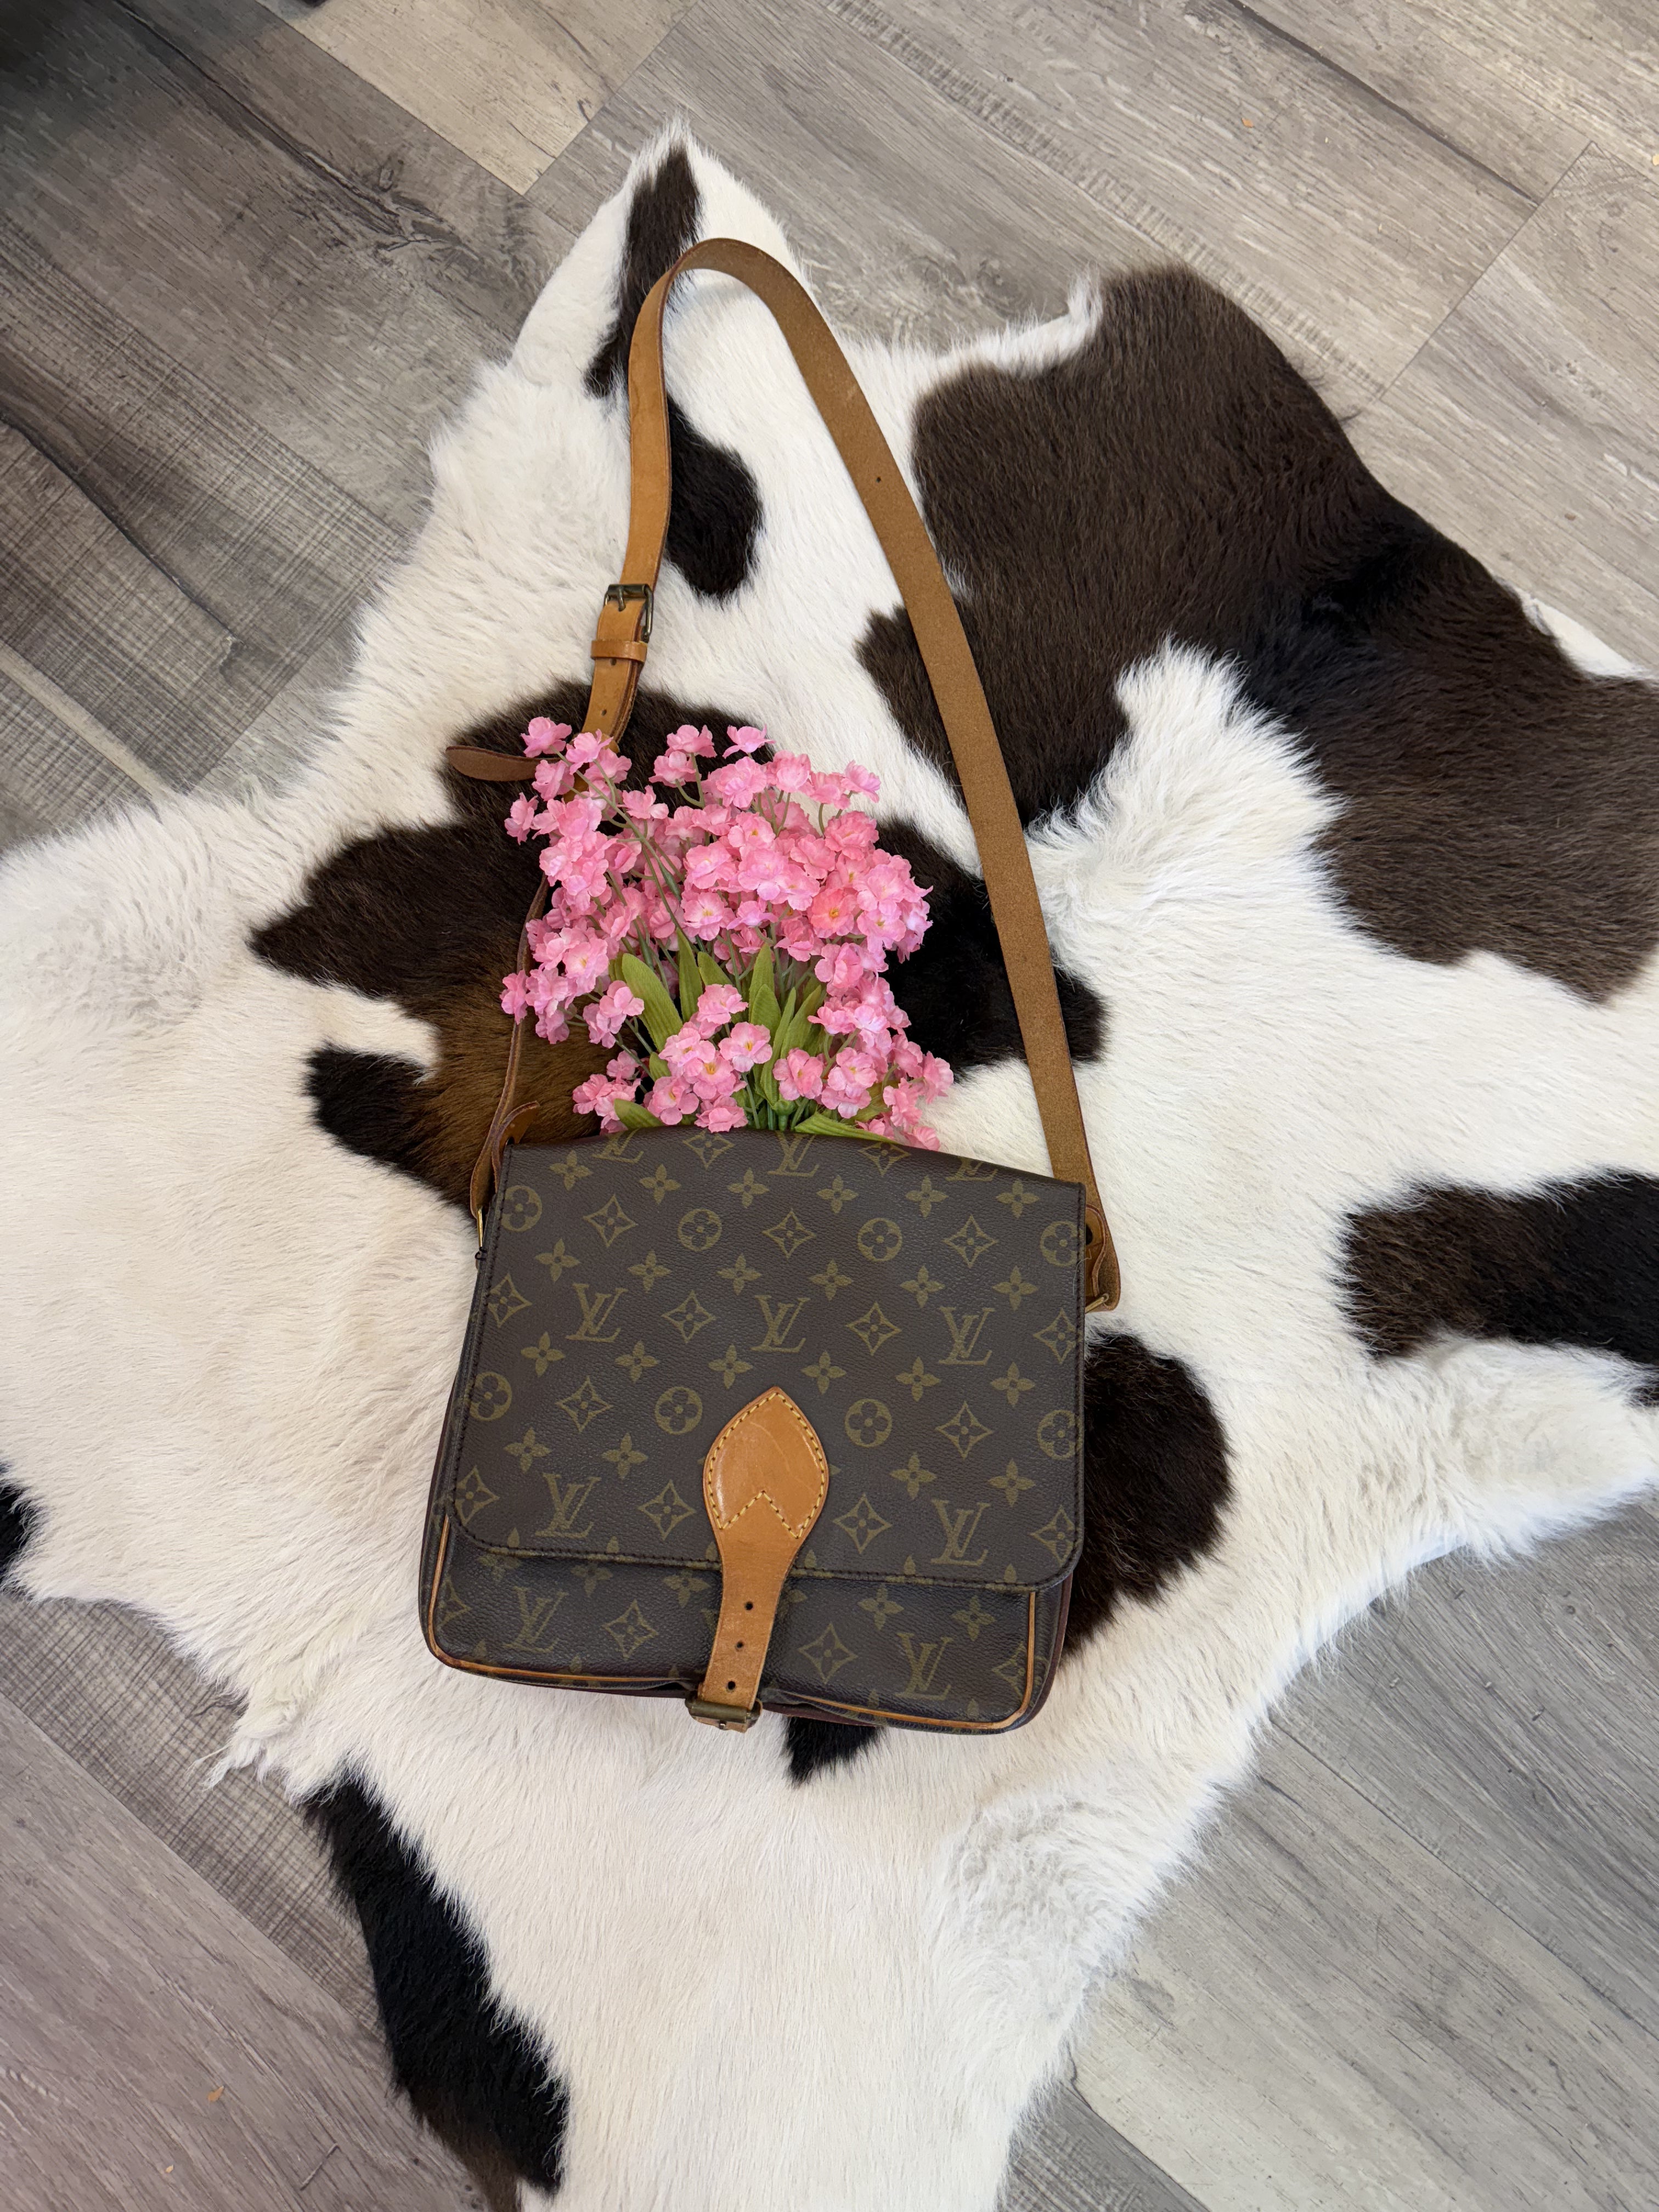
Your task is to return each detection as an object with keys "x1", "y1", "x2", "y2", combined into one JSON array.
[{"x1": 439, "y1": 1128, "x2": 1085, "y2": 1594}]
